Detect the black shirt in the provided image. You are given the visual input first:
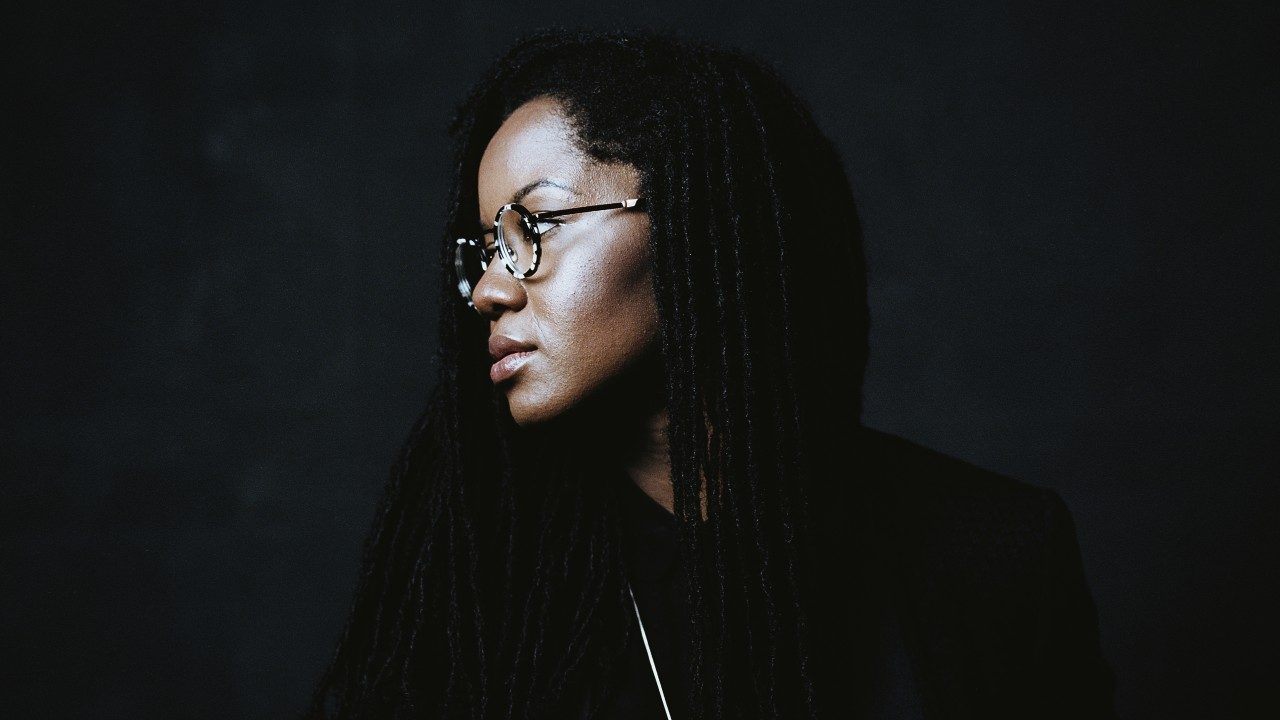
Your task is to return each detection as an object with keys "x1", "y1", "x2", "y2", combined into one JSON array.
[
  {"x1": 591, "y1": 476, "x2": 926, "y2": 719},
  {"x1": 594, "y1": 477, "x2": 694, "y2": 719}
]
